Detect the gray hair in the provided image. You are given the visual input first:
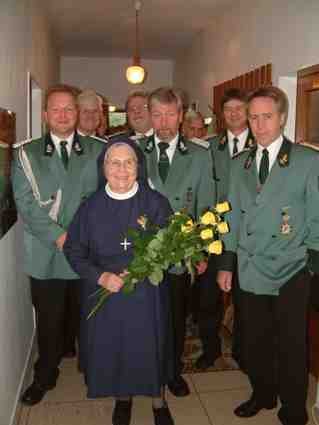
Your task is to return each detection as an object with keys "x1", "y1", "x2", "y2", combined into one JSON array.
[
  {"x1": 148, "y1": 87, "x2": 183, "y2": 112},
  {"x1": 77, "y1": 89, "x2": 100, "y2": 109}
]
